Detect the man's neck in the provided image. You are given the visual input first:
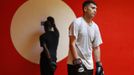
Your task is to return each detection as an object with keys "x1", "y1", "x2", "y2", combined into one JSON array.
[{"x1": 83, "y1": 15, "x2": 93, "y2": 24}]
